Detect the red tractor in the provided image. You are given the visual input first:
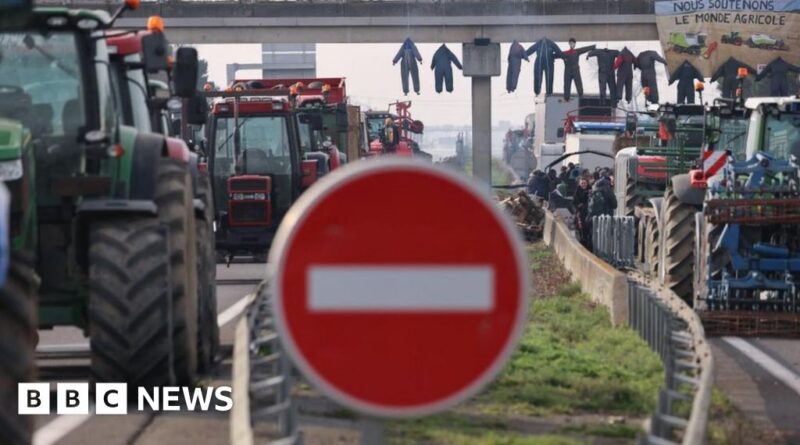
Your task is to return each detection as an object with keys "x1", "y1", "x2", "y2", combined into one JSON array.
[
  {"x1": 204, "y1": 83, "x2": 322, "y2": 262},
  {"x1": 365, "y1": 101, "x2": 431, "y2": 160}
]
